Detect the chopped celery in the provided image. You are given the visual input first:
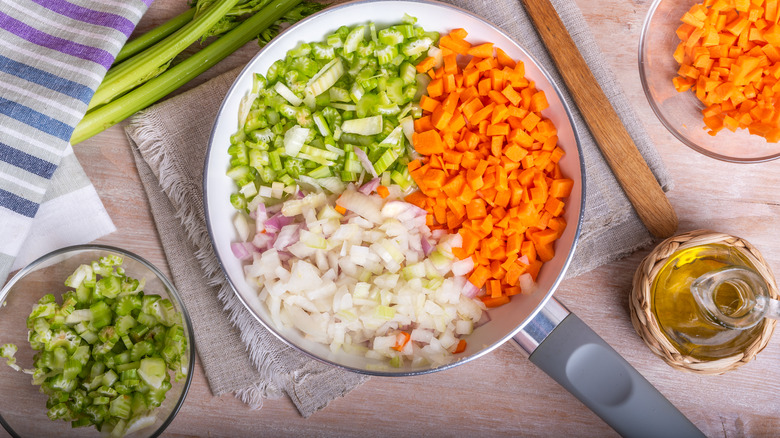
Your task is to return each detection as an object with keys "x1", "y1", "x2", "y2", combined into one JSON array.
[
  {"x1": 229, "y1": 17, "x2": 435, "y2": 207},
  {"x1": 0, "y1": 257, "x2": 189, "y2": 435}
]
